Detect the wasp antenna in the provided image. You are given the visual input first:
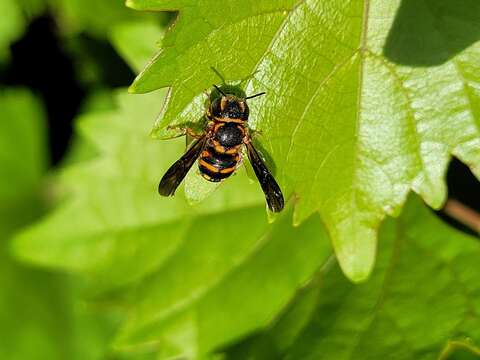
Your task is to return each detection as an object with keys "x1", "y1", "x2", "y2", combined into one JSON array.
[
  {"x1": 245, "y1": 92, "x2": 266, "y2": 100},
  {"x1": 210, "y1": 66, "x2": 227, "y2": 84},
  {"x1": 213, "y1": 84, "x2": 227, "y2": 96},
  {"x1": 239, "y1": 70, "x2": 259, "y2": 86}
]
